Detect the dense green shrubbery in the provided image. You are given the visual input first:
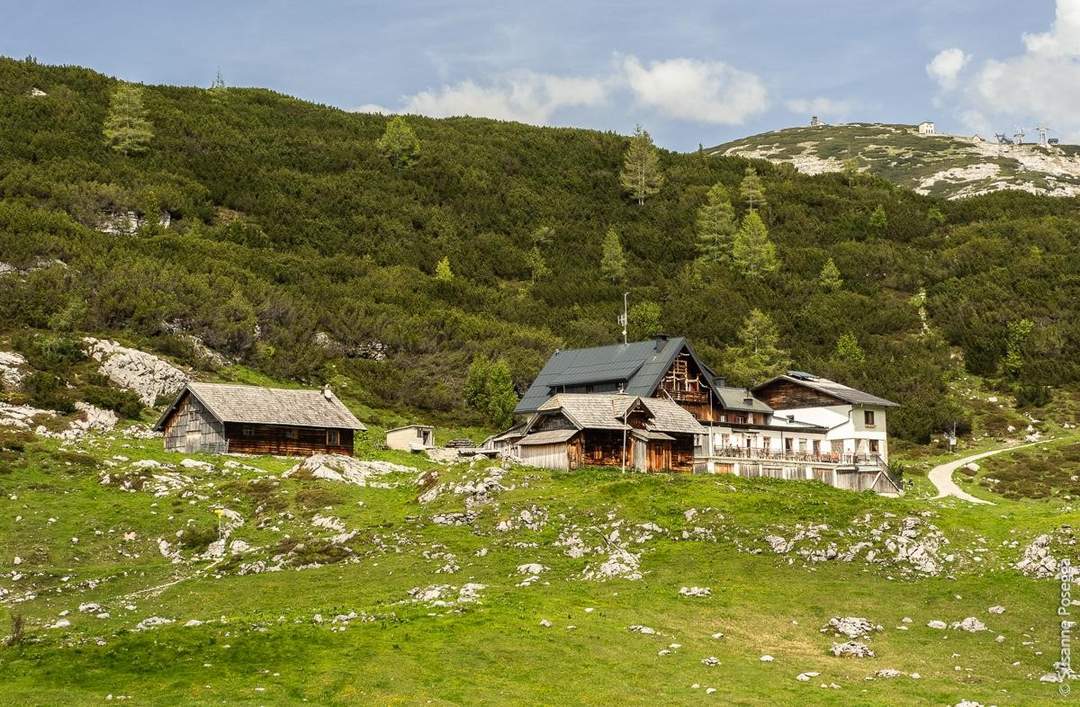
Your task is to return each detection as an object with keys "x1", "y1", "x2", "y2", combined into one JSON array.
[{"x1": 1, "y1": 57, "x2": 1079, "y2": 441}]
